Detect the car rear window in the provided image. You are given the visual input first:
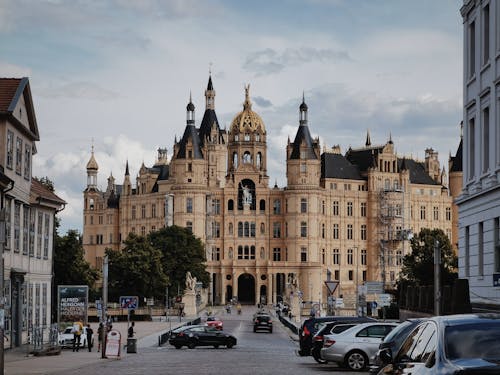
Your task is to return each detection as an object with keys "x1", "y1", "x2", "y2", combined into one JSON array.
[{"x1": 445, "y1": 322, "x2": 500, "y2": 360}]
